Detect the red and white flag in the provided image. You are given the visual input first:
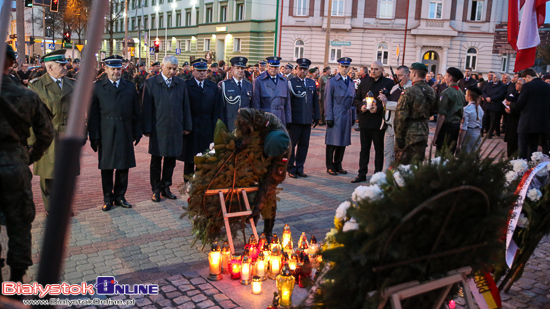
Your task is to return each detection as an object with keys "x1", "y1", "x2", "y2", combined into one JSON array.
[{"x1": 508, "y1": 0, "x2": 549, "y2": 72}]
